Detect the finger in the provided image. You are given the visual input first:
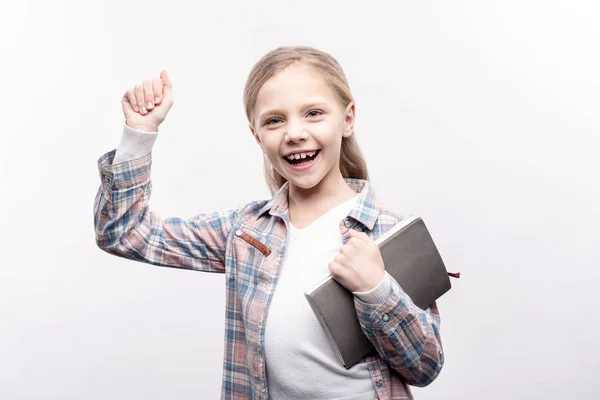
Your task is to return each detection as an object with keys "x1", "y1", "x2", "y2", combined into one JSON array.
[
  {"x1": 143, "y1": 79, "x2": 154, "y2": 110},
  {"x1": 152, "y1": 77, "x2": 163, "y2": 104},
  {"x1": 345, "y1": 235, "x2": 367, "y2": 251},
  {"x1": 123, "y1": 89, "x2": 138, "y2": 112},
  {"x1": 135, "y1": 84, "x2": 147, "y2": 114},
  {"x1": 347, "y1": 228, "x2": 370, "y2": 244},
  {"x1": 347, "y1": 228, "x2": 363, "y2": 236},
  {"x1": 334, "y1": 252, "x2": 351, "y2": 266},
  {"x1": 340, "y1": 238, "x2": 360, "y2": 255},
  {"x1": 328, "y1": 261, "x2": 343, "y2": 279},
  {"x1": 160, "y1": 70, "x2": 172, "y2": 97}
]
